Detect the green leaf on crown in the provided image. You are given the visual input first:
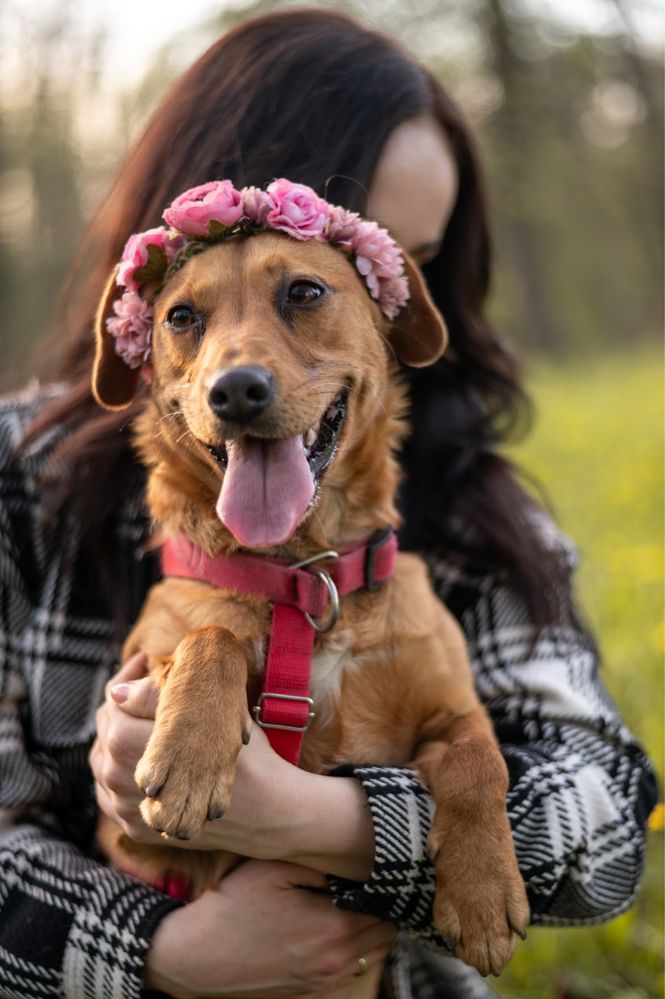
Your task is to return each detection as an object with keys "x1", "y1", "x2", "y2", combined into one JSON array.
[
  {"x1": 206, "y1": 220, "x2": 231, "y2": 239},
  {"x1": 133, "y1": 243, "x2": 168, "y2": 284}
]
